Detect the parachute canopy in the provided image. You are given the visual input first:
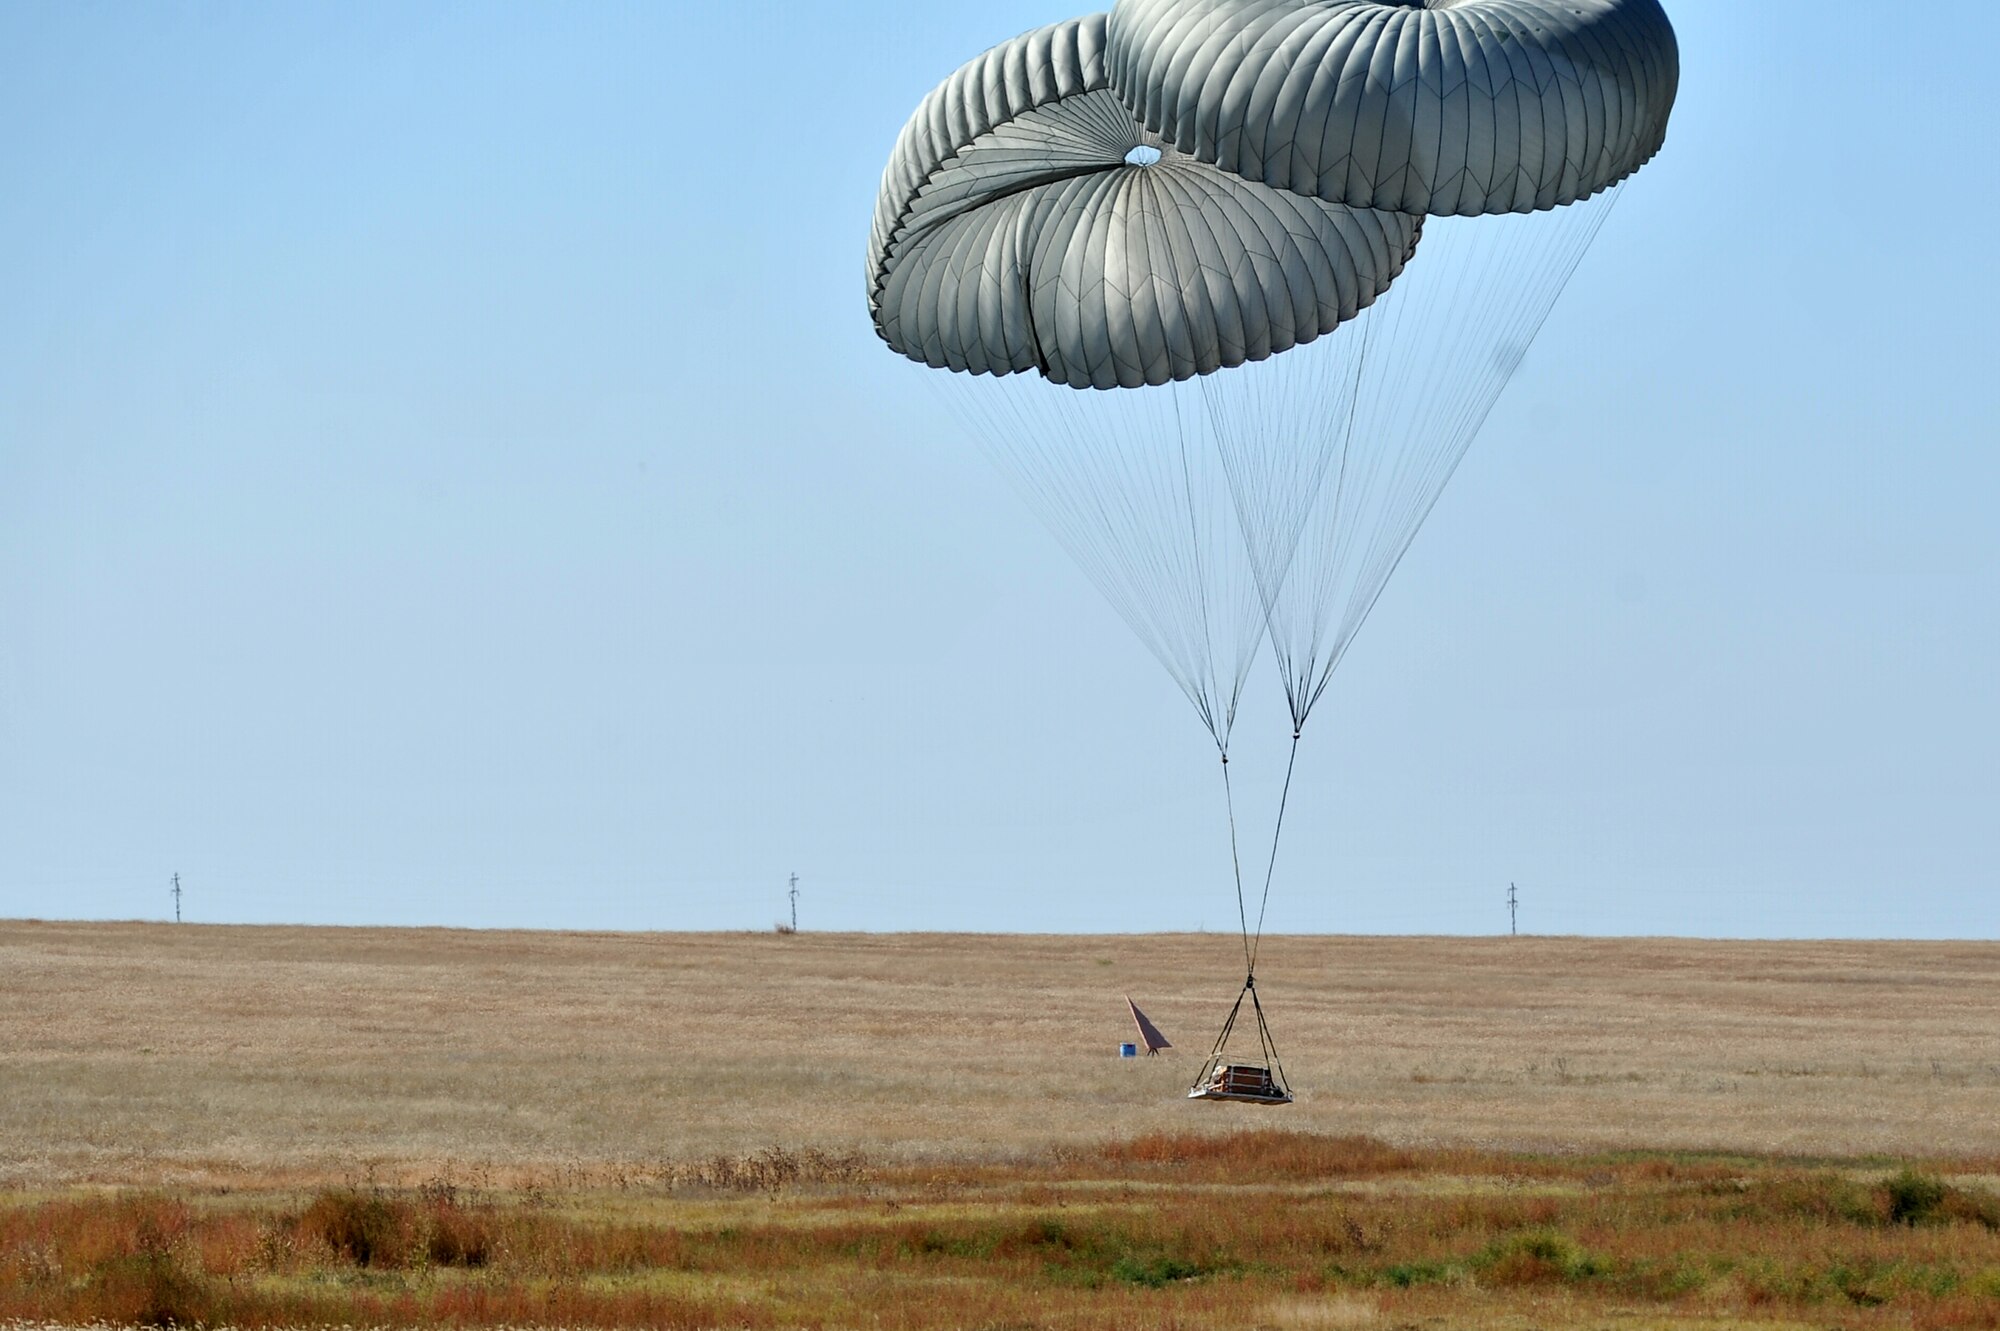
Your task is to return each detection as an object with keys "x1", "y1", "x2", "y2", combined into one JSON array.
[
  {"x1": 1105, "y1": 0, "x2": 1680, "y2": 215},
  {"x1": 866, "y1": 14, "x2": 1420, "y2": 389}
]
